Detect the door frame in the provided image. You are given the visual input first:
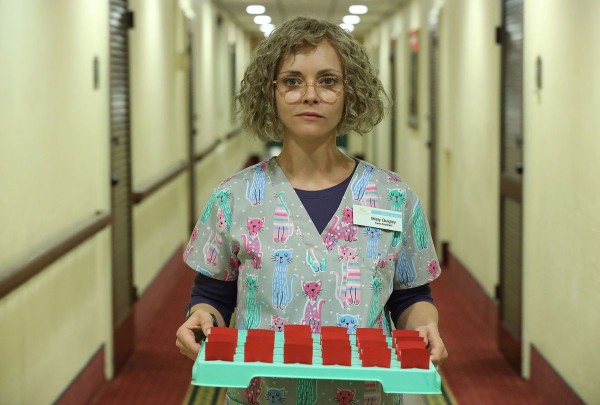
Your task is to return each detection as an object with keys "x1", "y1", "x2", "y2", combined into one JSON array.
[
  {"x1": 109, "y1": 0, "x2": 135, "y2": 374},
  {"x1": 497, "y1": 0, "x2": 525, "y2": 374}
]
